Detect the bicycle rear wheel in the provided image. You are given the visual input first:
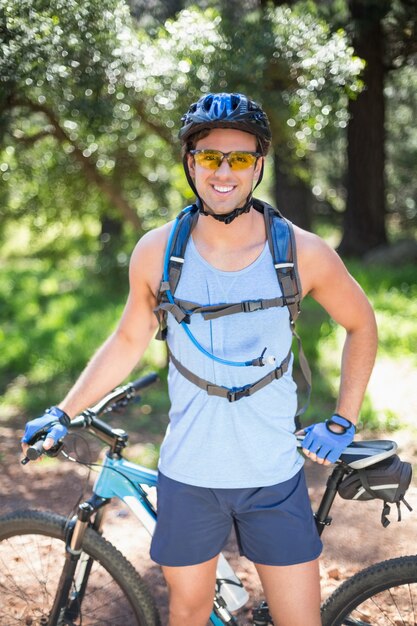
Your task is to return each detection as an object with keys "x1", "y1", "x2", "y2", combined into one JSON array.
[
  {"x1": 0, "y1": 509, "x2": 160, "y2": 626},
  {"x1": 321, "y1": 555, "x2": 417, "y2": 625}
]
